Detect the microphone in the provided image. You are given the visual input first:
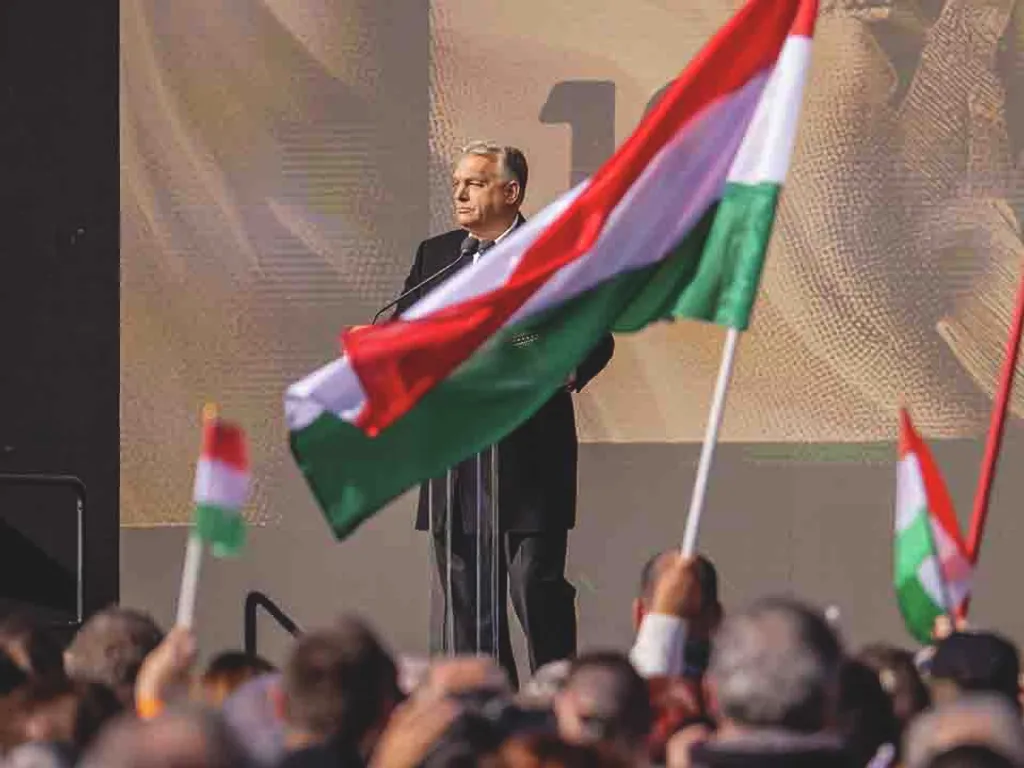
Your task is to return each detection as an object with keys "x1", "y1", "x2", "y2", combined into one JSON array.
[{"x1": 372, "y1": 235, "x2": 480, "y2": 324}]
